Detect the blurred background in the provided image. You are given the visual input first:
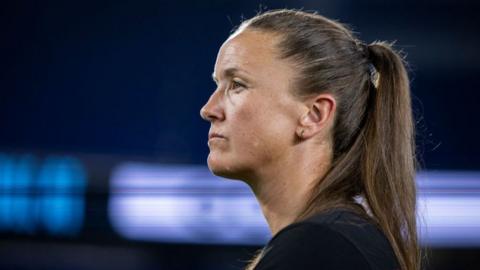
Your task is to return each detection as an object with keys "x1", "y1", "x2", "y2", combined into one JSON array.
[{"x1": 1, "y1": 0, "x2": 479, "y2": 269}]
